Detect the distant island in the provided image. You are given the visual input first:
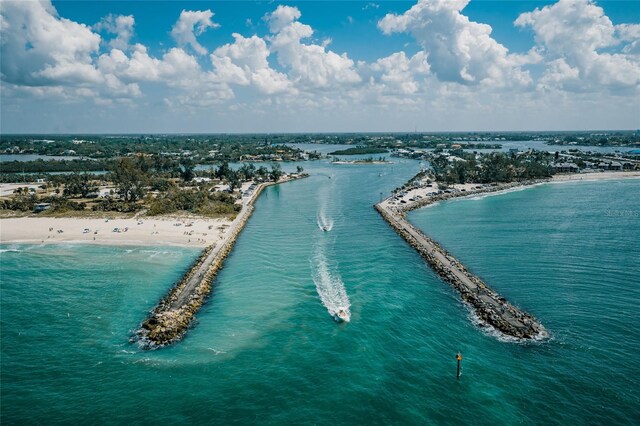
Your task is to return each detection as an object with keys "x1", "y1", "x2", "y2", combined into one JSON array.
[
  {"x1": 331, "y1": 156, "x2": 392, "y2": 165},
  {"x1": 0, "y1": 134, "x2": 320, "y2": 166},
  {"x1": 328, "y1": 146, "x2": 387, "y2": 155}
]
